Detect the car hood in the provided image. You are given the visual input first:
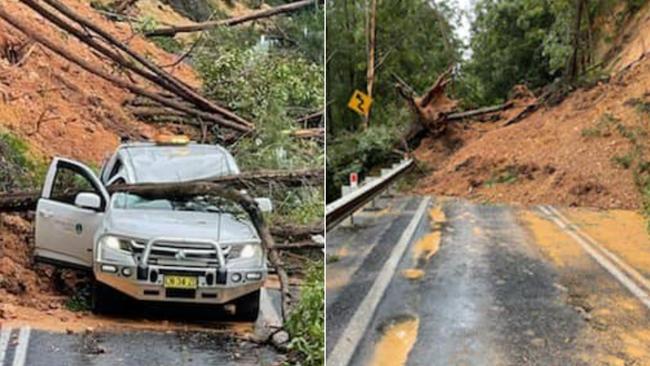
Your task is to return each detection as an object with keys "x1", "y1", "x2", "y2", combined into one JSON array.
[{"x1": 103, "y1": 209, "x2": 259, "y2": 243}]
